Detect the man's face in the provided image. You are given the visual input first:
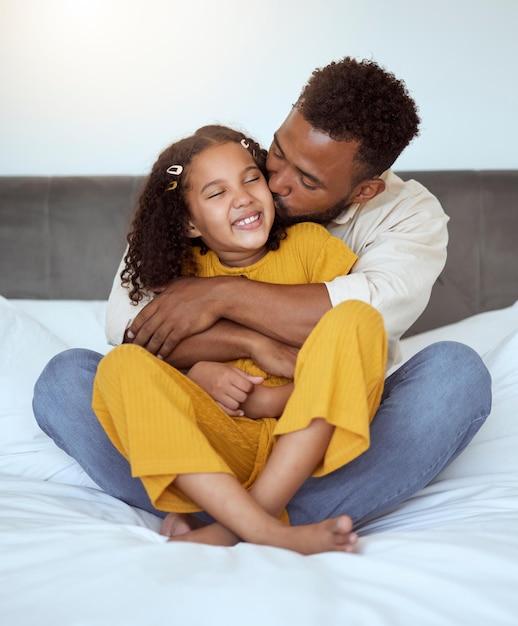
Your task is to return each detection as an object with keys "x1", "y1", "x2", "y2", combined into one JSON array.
[{"x1": 266, "y1": 108, "x2": 361, "y2": 225}]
